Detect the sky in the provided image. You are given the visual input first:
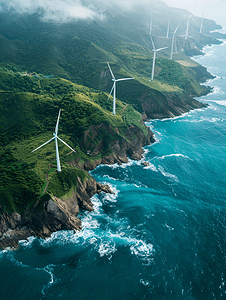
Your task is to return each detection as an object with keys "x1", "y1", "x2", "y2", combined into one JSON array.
[{"x1": 0, "y1": 0, "x2": 225, "y2": 27}]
